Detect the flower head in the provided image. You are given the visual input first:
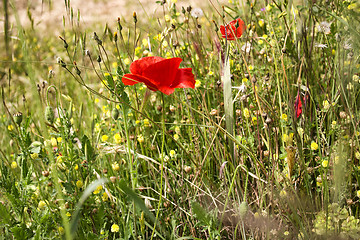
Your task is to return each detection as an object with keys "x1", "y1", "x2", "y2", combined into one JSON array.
[
  {"x1": 322, "y1": 160, "x2": 328, "y2": 168},
  {"x1": 122, "y1": 57, "x2": 195, "y2": 95},
  {"x1": 317, "y1": 21, "x2": 331, "y2": 34},
  {"x1": 220, "y1": 18, "x2": 246, "y2": 40},
  {"x1": 38, "y1": 200, "x2": 47, "y2": 209},
  {"x1": 311, "y1": 141, "x2": 319, "y2": 151},
  {"x1": 11, "y1": 161, "x2": 17, "y2": 169},
  {"x1": 111, "y1": 223, "x2": 120, "y2": 232},
  {"x1": 191, "y1": 8, "x2": 204, "y2": 18}
]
